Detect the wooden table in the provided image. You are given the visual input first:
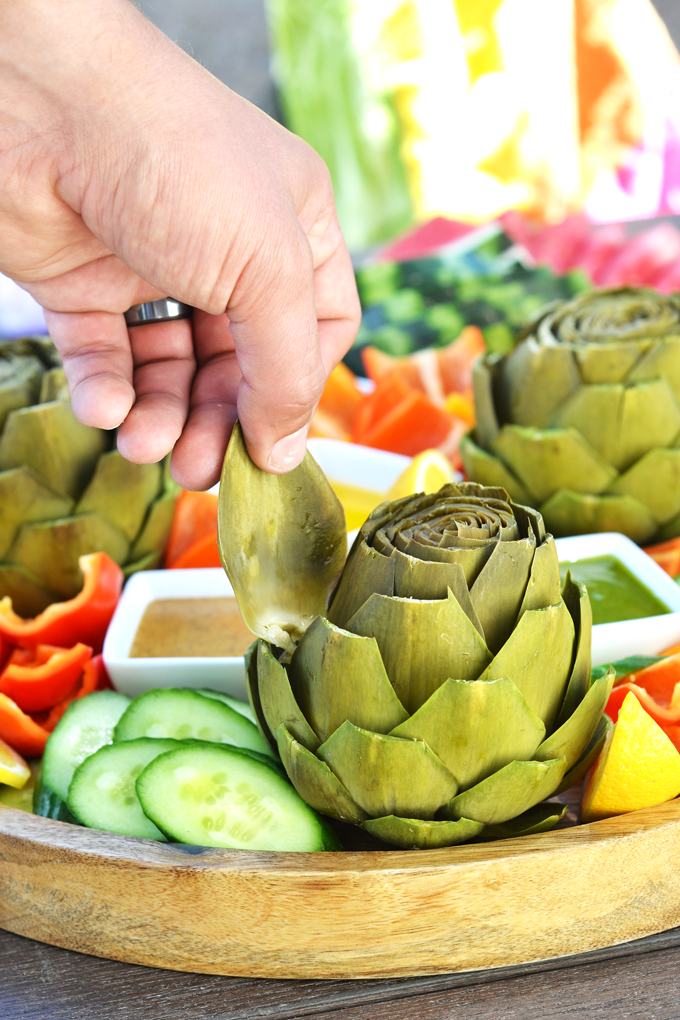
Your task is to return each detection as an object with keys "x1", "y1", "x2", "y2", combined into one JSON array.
[{"x1": 3, "y1": 925, "x2": 680, "y2": 1019}]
